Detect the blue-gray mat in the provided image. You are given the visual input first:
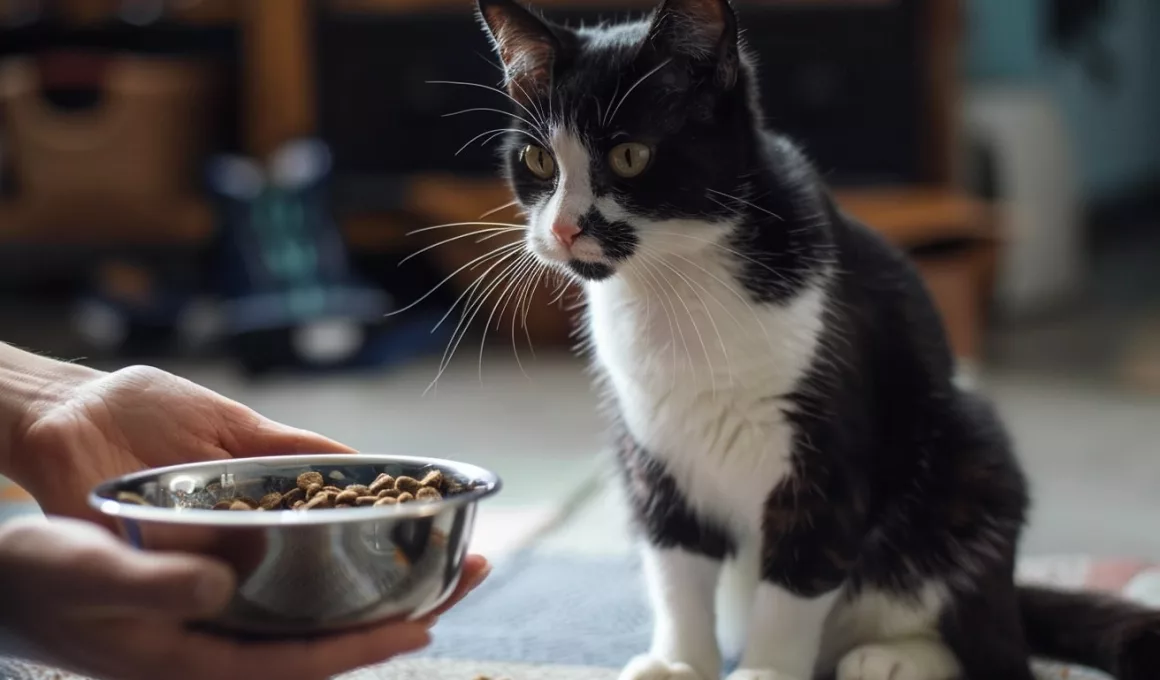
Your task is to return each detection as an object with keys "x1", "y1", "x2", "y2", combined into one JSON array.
[{"x1": 420, "y1": 552, "x2": 648, "y2": 668}]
